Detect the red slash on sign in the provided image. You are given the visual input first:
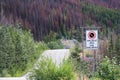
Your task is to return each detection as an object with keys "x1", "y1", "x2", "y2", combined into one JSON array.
[{"x1": 88, "y1": 31, "x2": 96, "y2": 40}]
